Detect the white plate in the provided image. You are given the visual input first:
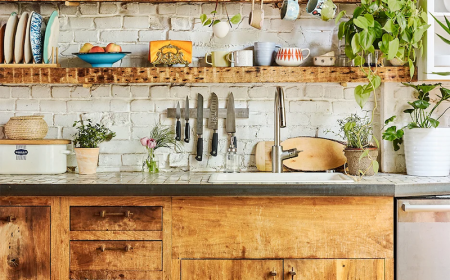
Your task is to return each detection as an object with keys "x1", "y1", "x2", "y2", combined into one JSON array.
[
  {"x1": 24, "y1": 11, "x2": 33, "y2": 64},
  {"x1": 4, "y1": 12, "x2": 18, "y2": 64},
  {"x1": 43, "y1": 11, "x2": 59, "y2": 64},
  {"x1": 14, "y1": 12, "x2": 29, "y2": 64}
]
